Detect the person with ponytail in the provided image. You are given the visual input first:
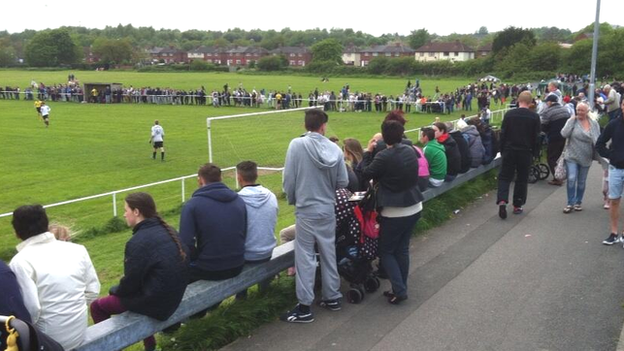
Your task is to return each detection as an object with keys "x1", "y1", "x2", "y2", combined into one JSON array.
[{"x1": 90, "y1": 192, "x2": 189, "y2": 351}]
